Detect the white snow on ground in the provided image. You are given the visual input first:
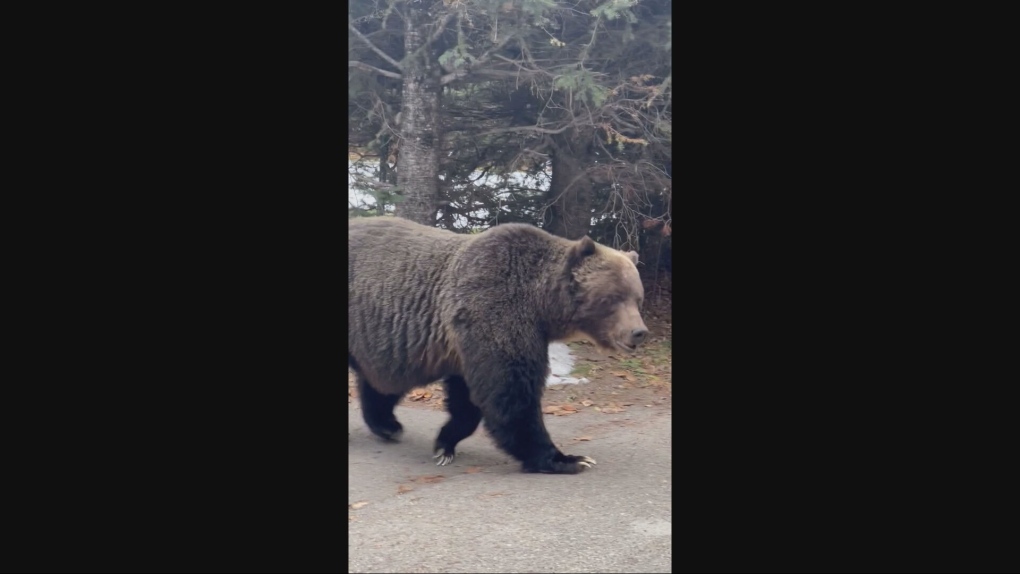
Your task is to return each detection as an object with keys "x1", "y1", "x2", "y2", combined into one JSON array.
[
  {"x1": 546, "y1": 342, "x2": 588, "y2": 386},
  {"x1": 348, "y1": 161, "x2": 547, "y2": 225}
]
